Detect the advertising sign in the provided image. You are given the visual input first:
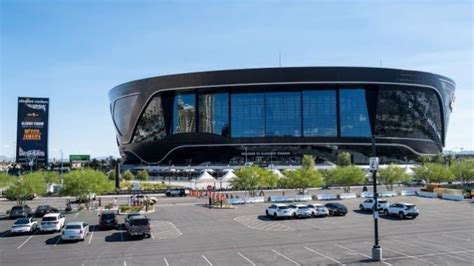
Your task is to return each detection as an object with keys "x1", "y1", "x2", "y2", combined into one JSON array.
[{"x1": 16, "y1": 97, "x2": 49, "y2": 165}]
